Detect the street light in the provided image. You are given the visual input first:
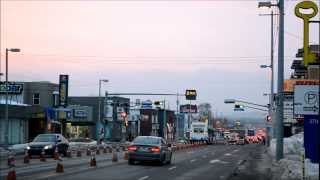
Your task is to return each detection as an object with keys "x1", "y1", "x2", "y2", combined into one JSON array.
[
  {"x1": 258, "y1": 0, "x2": 284, "y2": 161},
  {"x1": 98, "y1": 79, "x2": 108, "y2": 143},
  {"x1": 5, "y1": 48, "x2": 21, "y2": 146}
]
